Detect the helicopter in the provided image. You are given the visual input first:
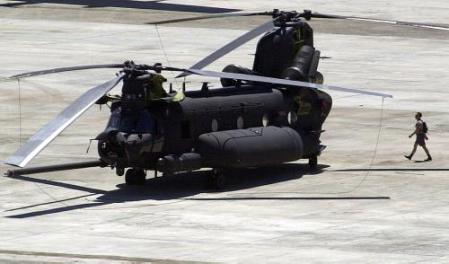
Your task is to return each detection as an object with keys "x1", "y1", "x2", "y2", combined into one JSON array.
[{"x1": 4, "y1": 9, "x2": 447, "y2": 188}]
